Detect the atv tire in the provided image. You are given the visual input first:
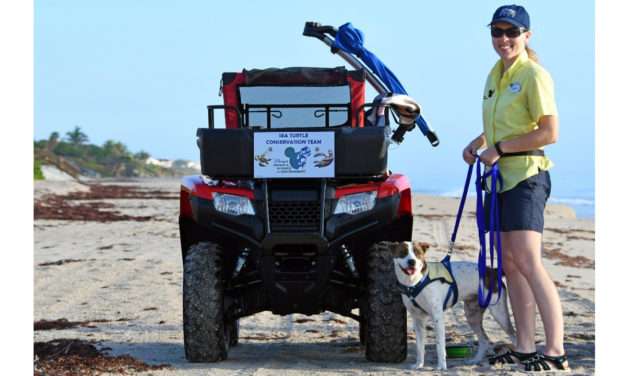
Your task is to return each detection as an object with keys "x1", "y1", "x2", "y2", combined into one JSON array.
[
  {"x1": 359, "y1": 319, "x2": 366, "y2": 346},
  {"x1": 364, "y1": 241, "x2": 407, "y2": 362},
  {"x1": 227, "y1": 319, "x2": 239, "y2": 347},
  {"x1": 183, "y1": 242, "x2": 228, "y2": 362}
]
